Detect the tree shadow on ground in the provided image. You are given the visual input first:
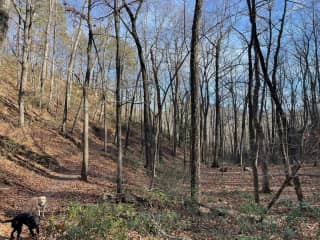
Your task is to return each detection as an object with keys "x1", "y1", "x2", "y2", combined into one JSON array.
[
  {"x1": 0, "y1": 135, "x2": 78, "y2": 181},
  {"x1": 0, "y1": 96, "x2": 20, "y2": 128}
]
